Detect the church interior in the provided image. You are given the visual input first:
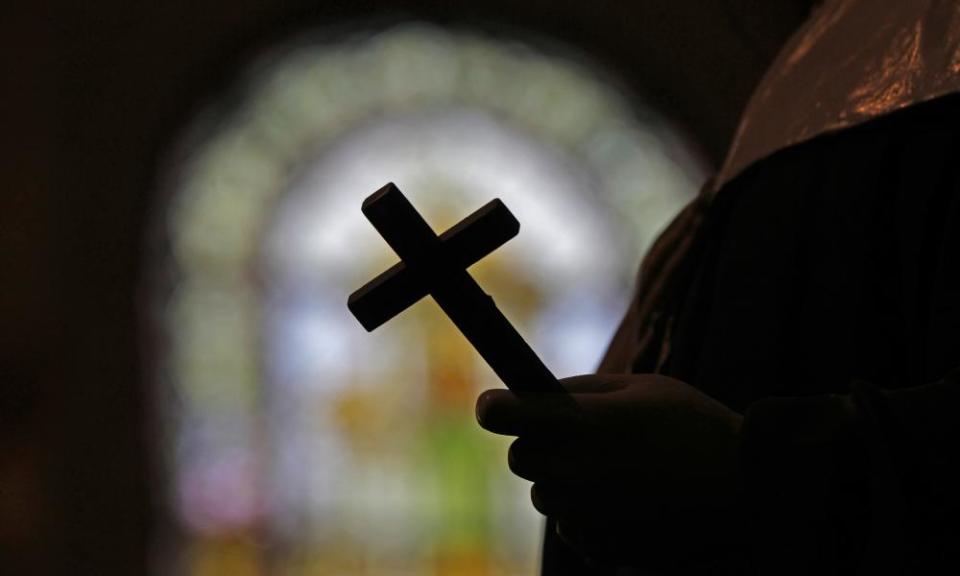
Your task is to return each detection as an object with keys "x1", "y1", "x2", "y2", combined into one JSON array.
[{"x1": 3, "y1": 1, "x2": 814, "y2": 574}]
